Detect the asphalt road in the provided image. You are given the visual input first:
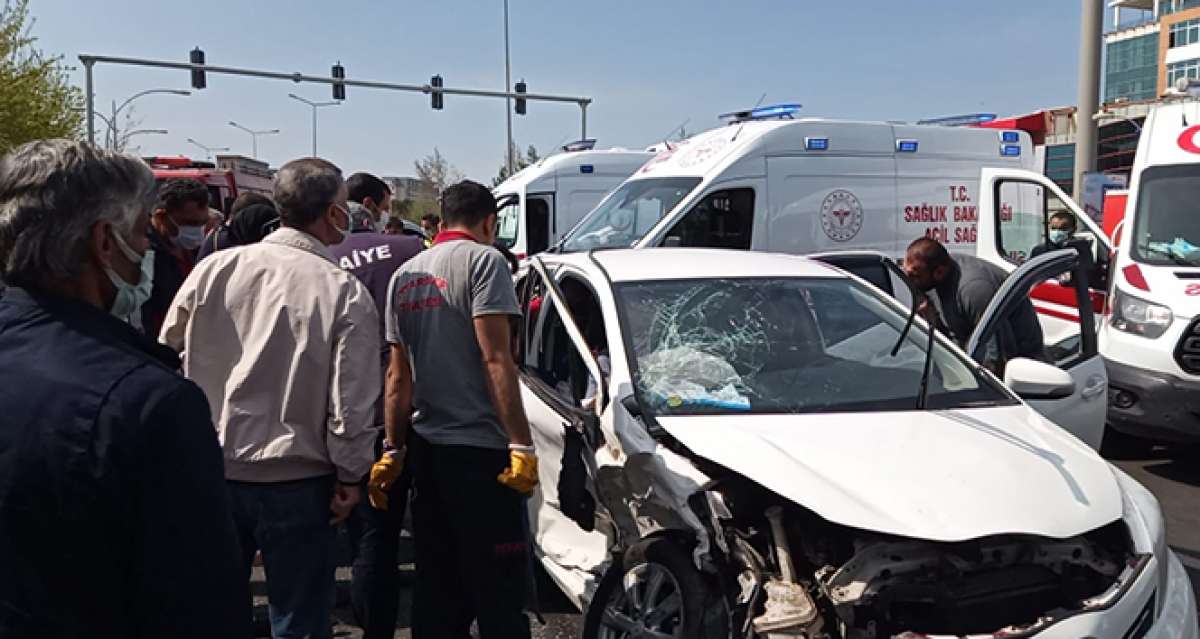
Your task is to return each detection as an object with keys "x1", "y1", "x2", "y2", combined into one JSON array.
[{"x1": 251, "y1": 445, "x2": 1199, "y2": 638}]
